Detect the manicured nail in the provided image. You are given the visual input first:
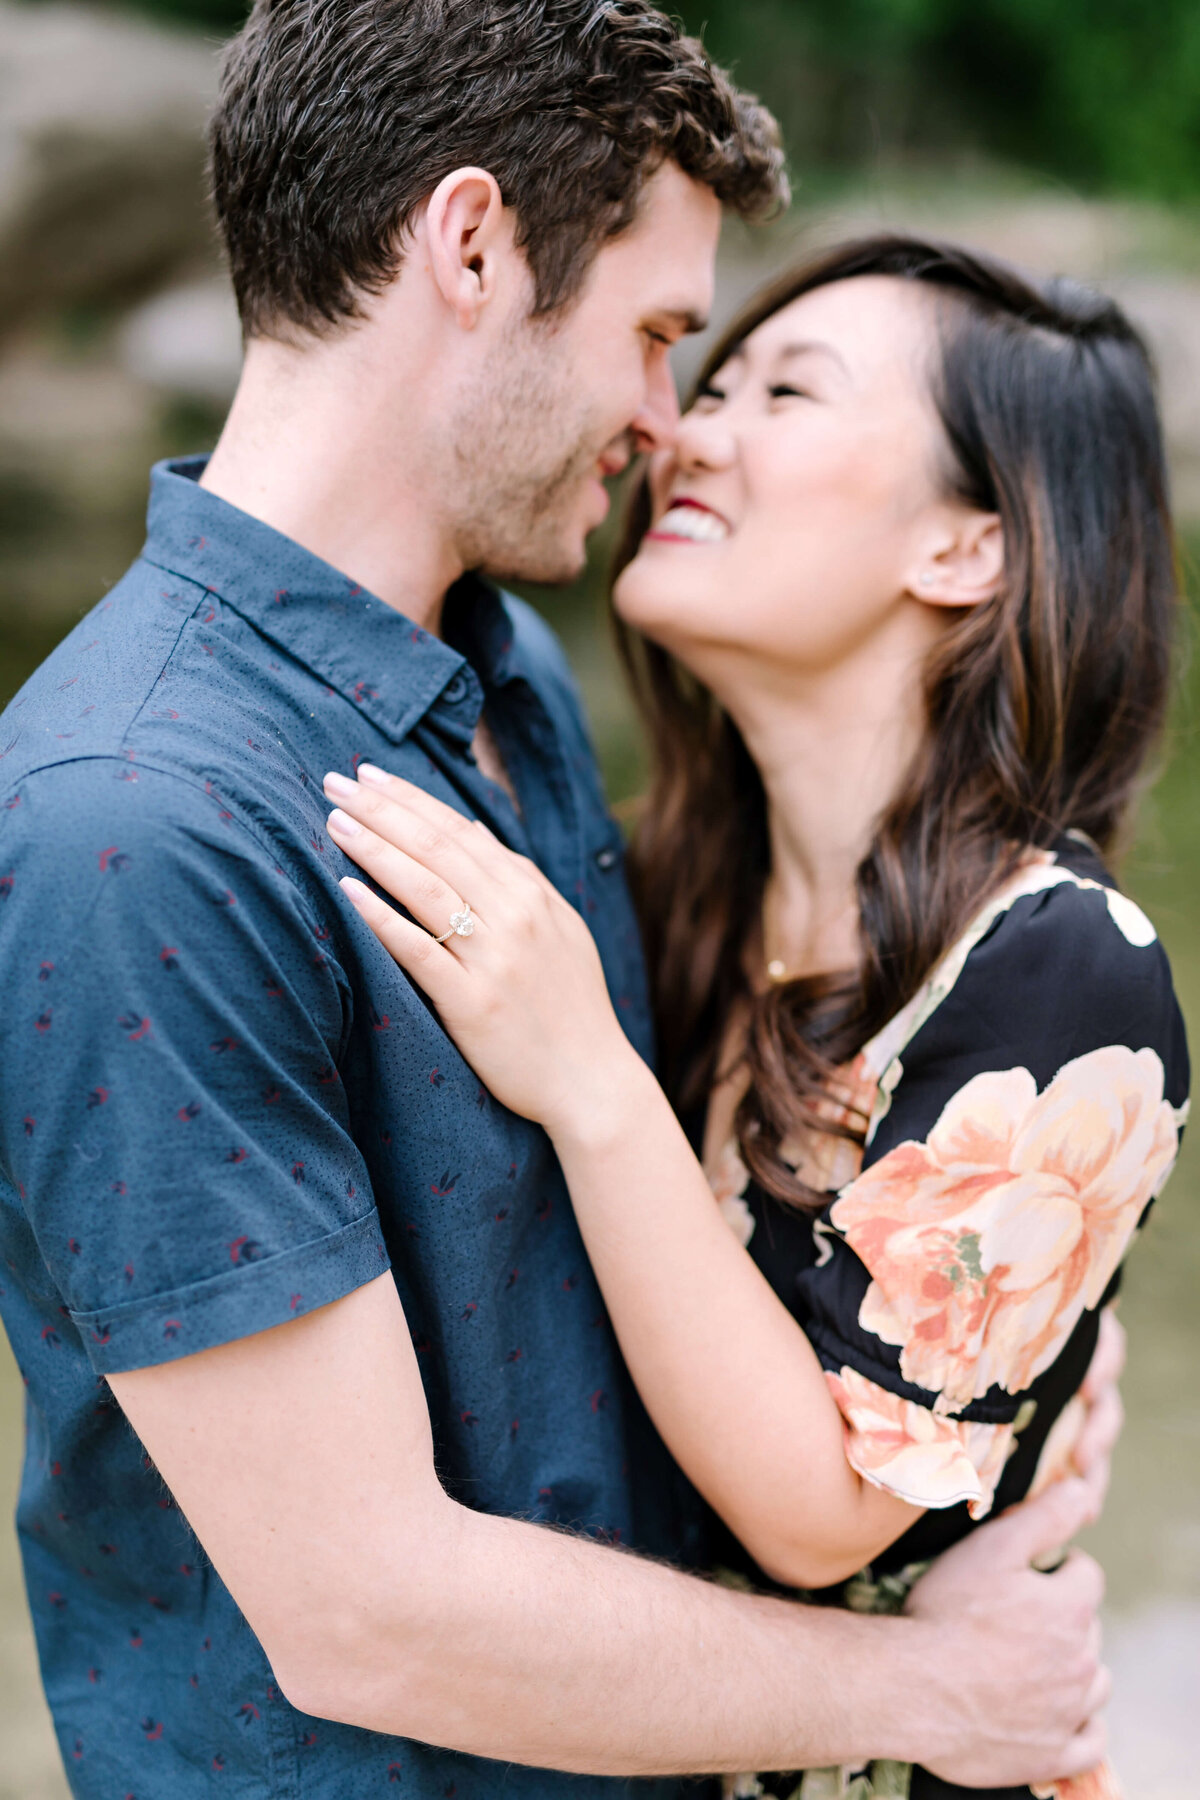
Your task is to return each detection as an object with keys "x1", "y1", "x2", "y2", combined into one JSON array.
[
  {"x1": 357, "y1": 764, "x2": 389, "y2": 787},
  {"x1": 323, "y1": 771, "x2": 355, "y2": 797},
  {"x1": 327, "y1": 808, "x2": 361, "y2": 837},
  {"x1": 340, "y1": 876, "x2": 370, "y2": 906}
]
